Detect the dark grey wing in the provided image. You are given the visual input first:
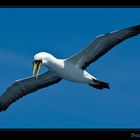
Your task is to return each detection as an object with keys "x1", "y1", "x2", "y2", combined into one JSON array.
[
  {"x1": 0, "y1": 71, "x2": 62, "y2": 112},
  {"x1": 68, "y1": 25, "x2": 140, "y2": 69}
]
